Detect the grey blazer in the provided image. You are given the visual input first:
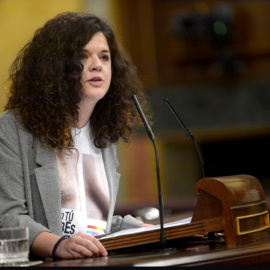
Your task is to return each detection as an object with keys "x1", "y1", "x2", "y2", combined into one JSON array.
[{"x1": 0, "y1": 110, "x2": 142, "y2": 247}]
